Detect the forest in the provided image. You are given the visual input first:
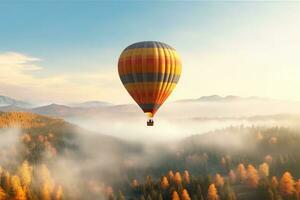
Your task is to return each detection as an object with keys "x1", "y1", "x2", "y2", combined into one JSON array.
[{"x1": 1, "y1": 112, "x2": 300, "y2": 200}]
